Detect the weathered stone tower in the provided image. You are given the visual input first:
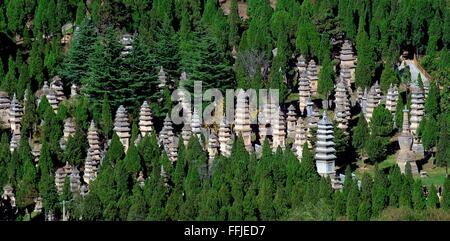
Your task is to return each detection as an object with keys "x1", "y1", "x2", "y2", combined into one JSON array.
[
  {"x1": 113, "y1": 105, "x2": 131, "y2": 152},
  {"x1": 139, "y1": 101, "x2": 153, "y2": 137},
  {"x1": 315, "y1": 112, "x2": 336, "y2": 177}
]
